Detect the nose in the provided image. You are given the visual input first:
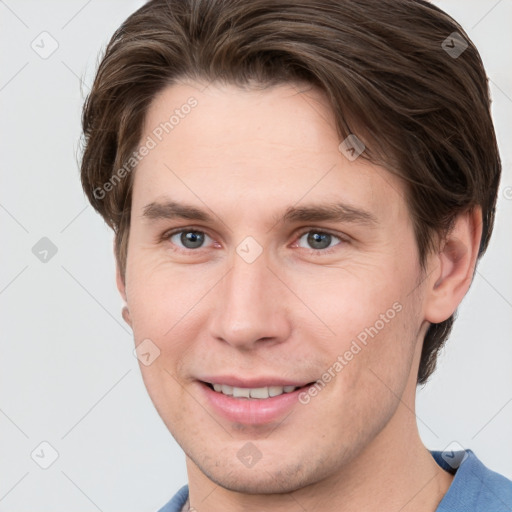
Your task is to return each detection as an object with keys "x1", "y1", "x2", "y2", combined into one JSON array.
[{"x1": 208, "y1": 246, "x2": 291, "y2": 350}]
